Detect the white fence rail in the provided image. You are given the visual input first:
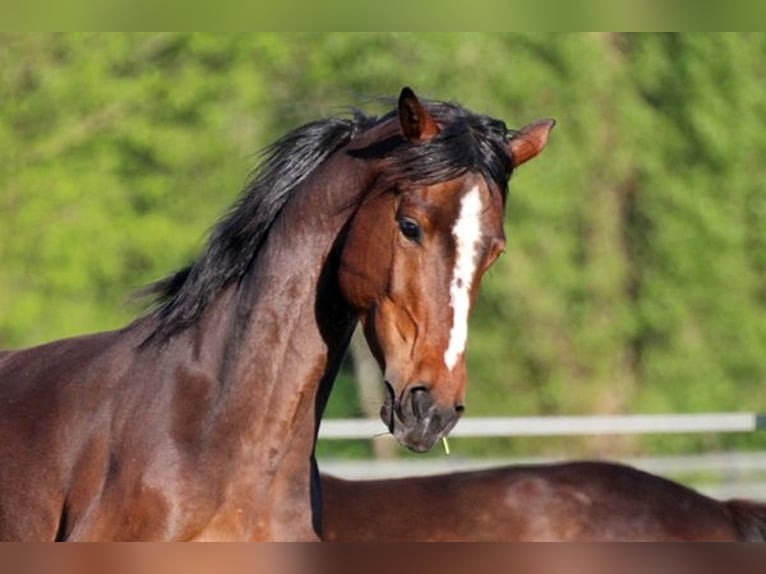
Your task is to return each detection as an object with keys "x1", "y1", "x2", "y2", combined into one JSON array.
[{"x1": 318, "y1": 412, "x2": 766, "y2": 440}]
